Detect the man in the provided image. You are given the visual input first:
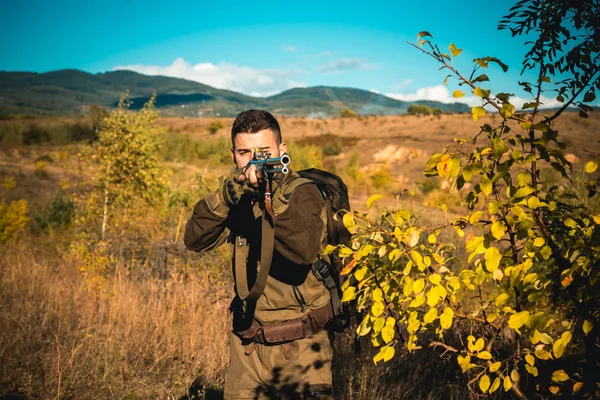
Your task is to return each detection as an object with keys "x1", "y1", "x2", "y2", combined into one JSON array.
[{"x1": 184, "y1": 110, "x2": 334, "y2": 399}]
